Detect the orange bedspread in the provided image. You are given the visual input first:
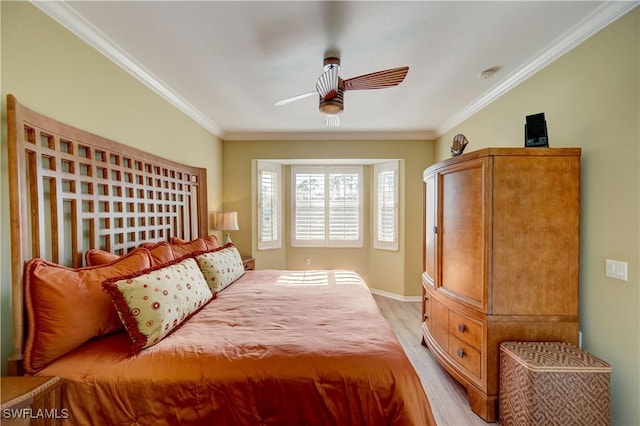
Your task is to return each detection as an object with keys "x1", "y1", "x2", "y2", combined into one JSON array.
[{"x1": 39, "y1": 270, "x2": 435, "y2": 425}]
